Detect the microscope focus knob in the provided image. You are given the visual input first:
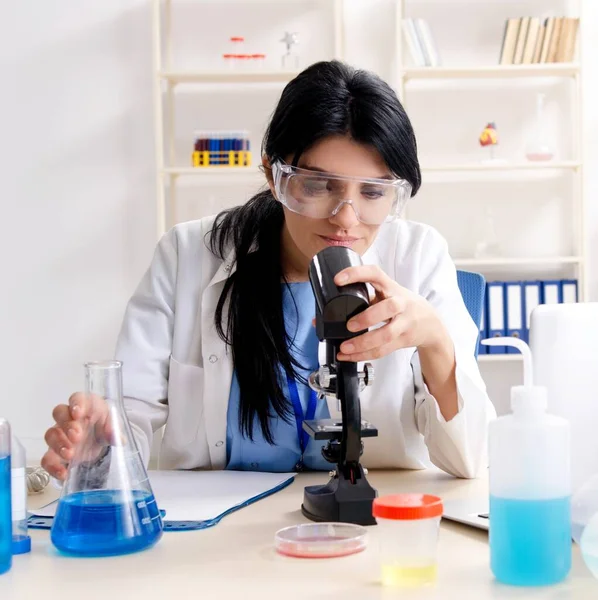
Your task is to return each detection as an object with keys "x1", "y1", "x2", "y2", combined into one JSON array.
[
  {"x1": 319, "y1": 366, "x2": 331, "y2": 388},
  {"x1": 364, "y1": 363, "x2": 374, "y2": 386}
]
